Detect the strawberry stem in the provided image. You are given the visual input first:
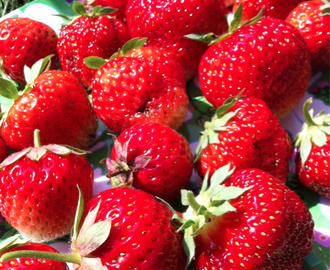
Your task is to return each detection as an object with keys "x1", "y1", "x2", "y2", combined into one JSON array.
[
  {"x1": 33, "y1": 129, "x2": 42, "y2": 148},
  {"x1": 302, "y1": 98, "x2": 316, "y2": 127},
  {"x1": 1, "y1": 250, "x2": 81, "y2": 265}
]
